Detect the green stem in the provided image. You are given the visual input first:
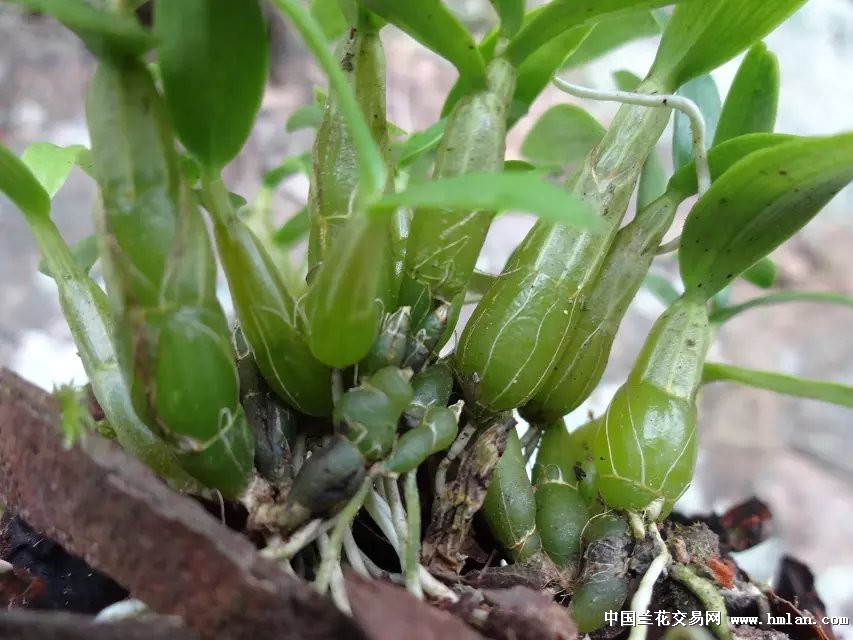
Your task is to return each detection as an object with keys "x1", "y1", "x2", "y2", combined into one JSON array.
[
  {"x1": 710, "y1": 291, "x2": 853, "y2": 325},
  {"x1": 403, "y1": 471, "x2": 423, "y2": 599},
  {"x1": 670, "y1": 564, "x2": 733, "y2": 640},
  {"x1": 29, "y1": 219, "x2": 195, "y2": 489},
  {"x1": 201, "y1": 173, "x2": 236, "y2": 226},
  {"x1": 270, "y1": 0, "x2": 386, "y2": 206}
]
